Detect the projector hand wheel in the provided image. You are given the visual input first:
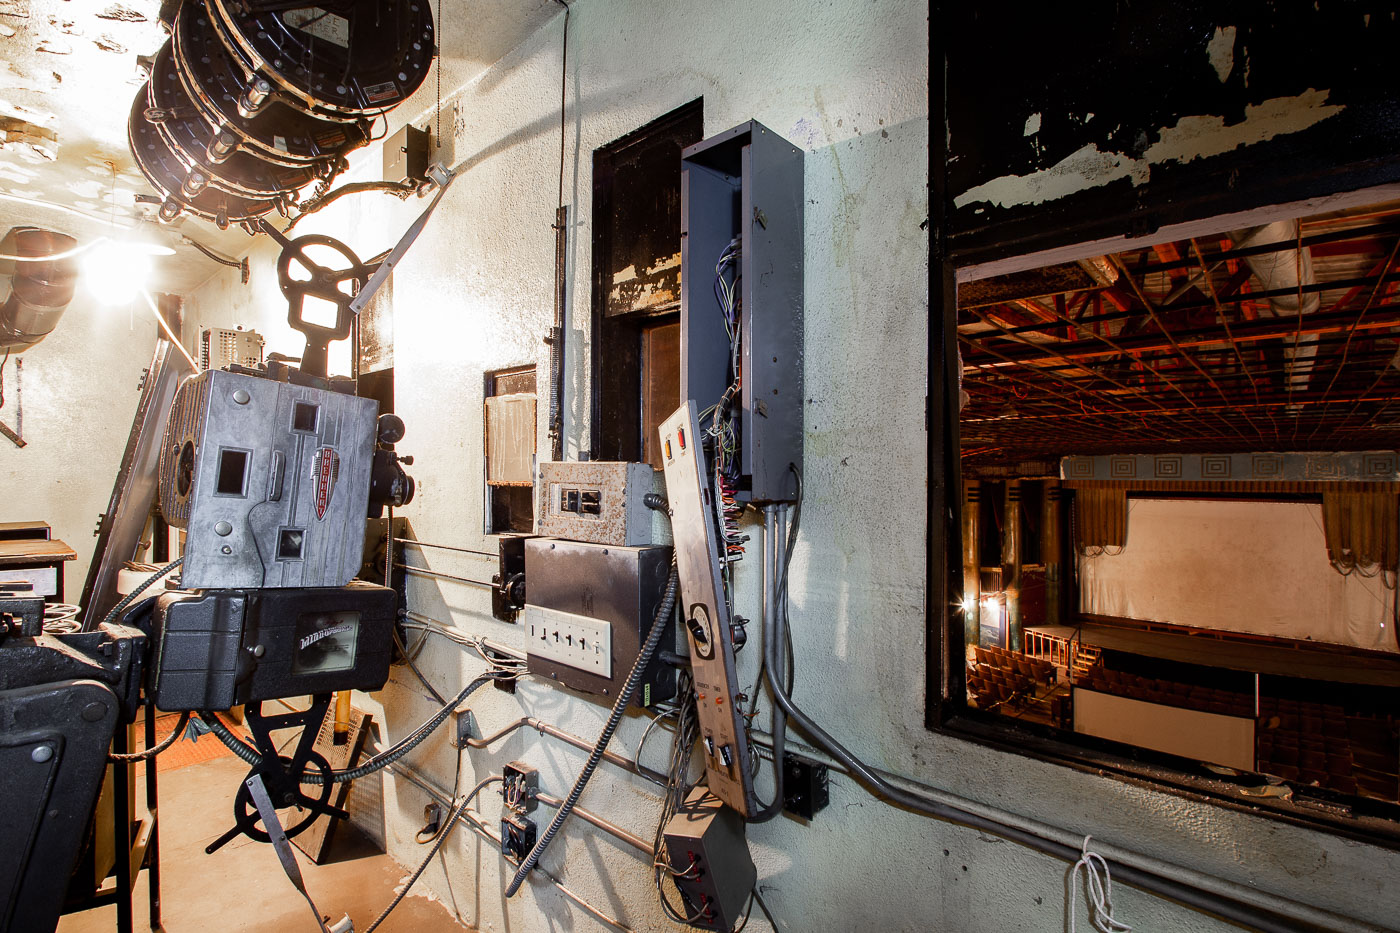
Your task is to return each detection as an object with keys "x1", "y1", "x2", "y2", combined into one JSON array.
[
  {"x1": 225, "y1": 751, "x2": 340, "y2": 845},
  {"x1": 276, "y1": 233, "x2": 369, "y2": 378},
  {"x1": 204, "y1": 695, "x2": 349, "y2": 854}
]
